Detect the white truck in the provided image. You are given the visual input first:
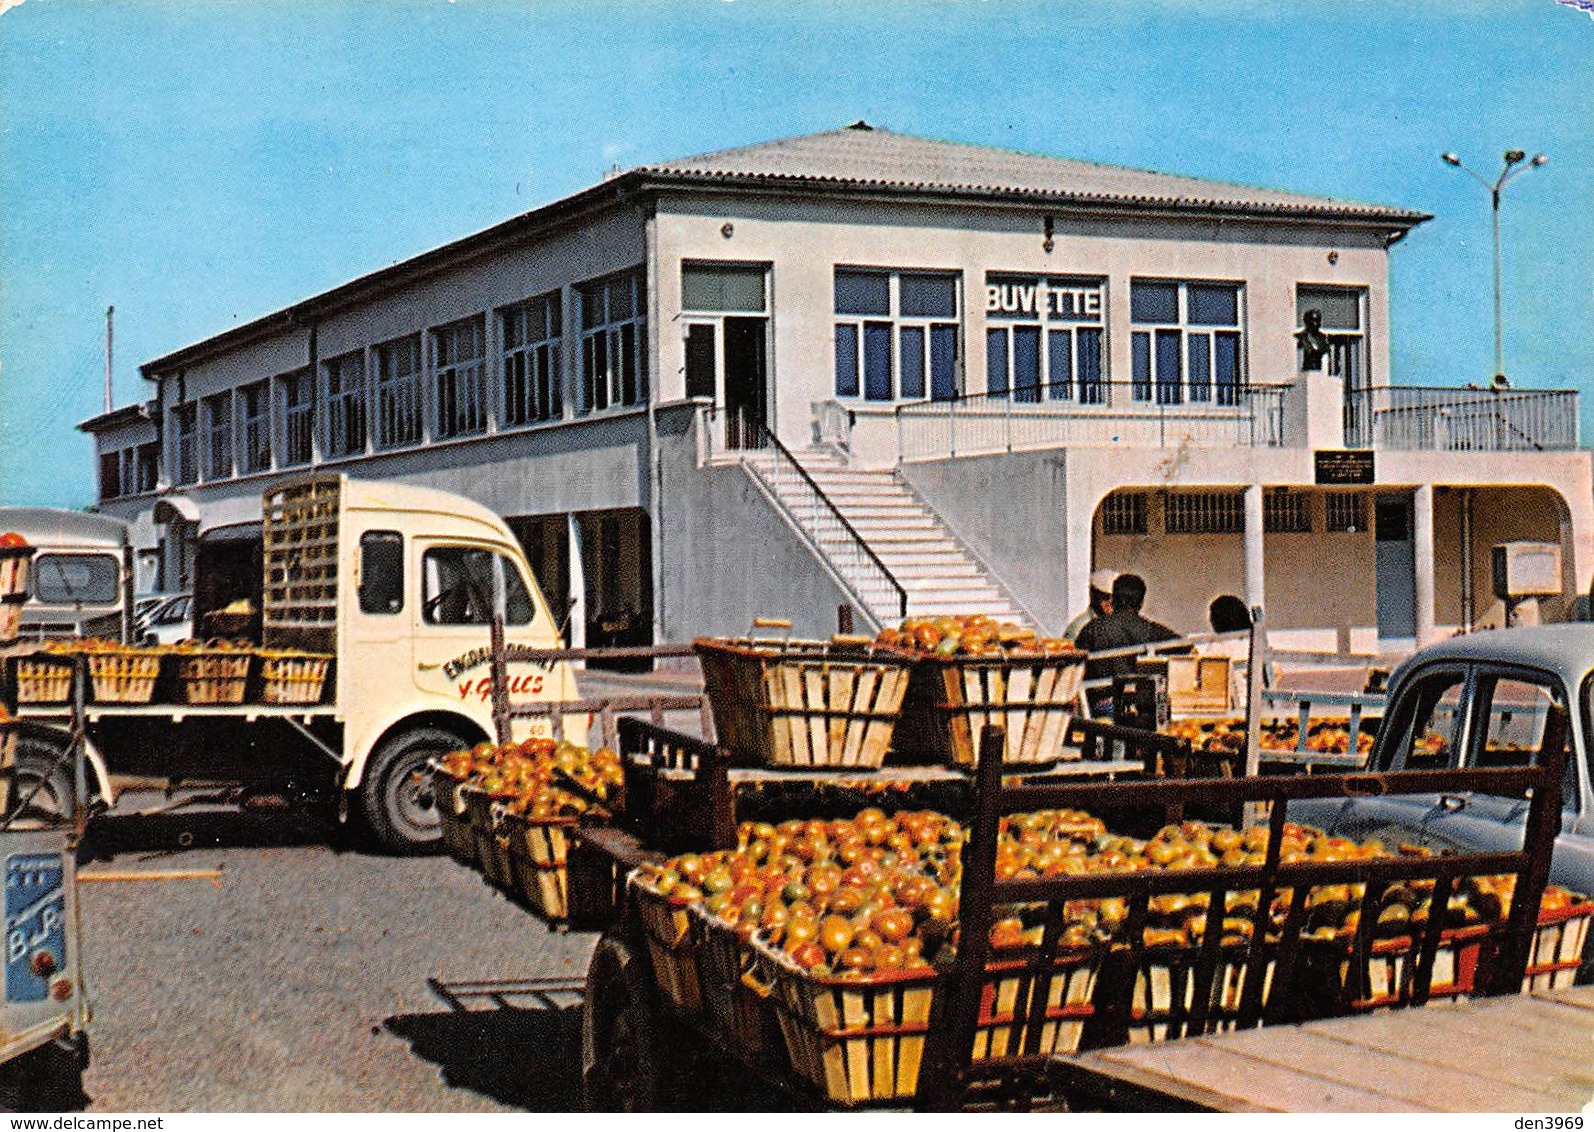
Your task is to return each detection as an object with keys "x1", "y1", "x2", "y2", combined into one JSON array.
[{"x1": 5, "y1": 474, "x2": 581, "y2": 853}]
